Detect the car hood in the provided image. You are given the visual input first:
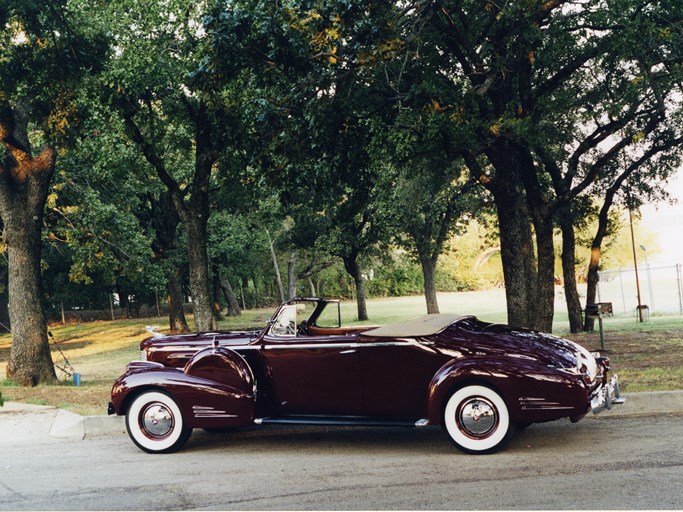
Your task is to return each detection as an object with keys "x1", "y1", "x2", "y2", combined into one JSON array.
[{"x1": 140, "y1": 328, "x2": 262, "y2": 351}]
